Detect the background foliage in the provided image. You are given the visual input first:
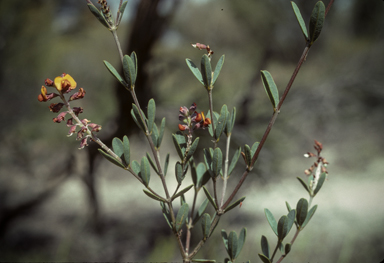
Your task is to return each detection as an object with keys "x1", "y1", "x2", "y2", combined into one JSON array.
[{"x1": 0, "y1": 0, "x2": 383, "y2": 261}]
